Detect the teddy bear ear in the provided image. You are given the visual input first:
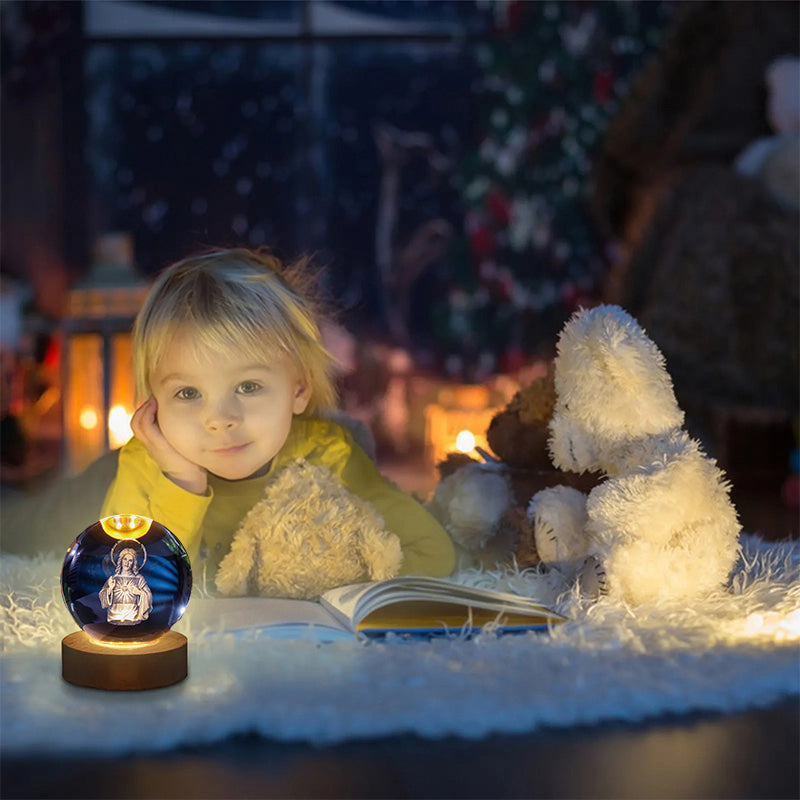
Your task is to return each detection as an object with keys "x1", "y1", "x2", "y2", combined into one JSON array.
[{"x1": 558, "y1": 305, "x2": 684, "y2": 436}]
